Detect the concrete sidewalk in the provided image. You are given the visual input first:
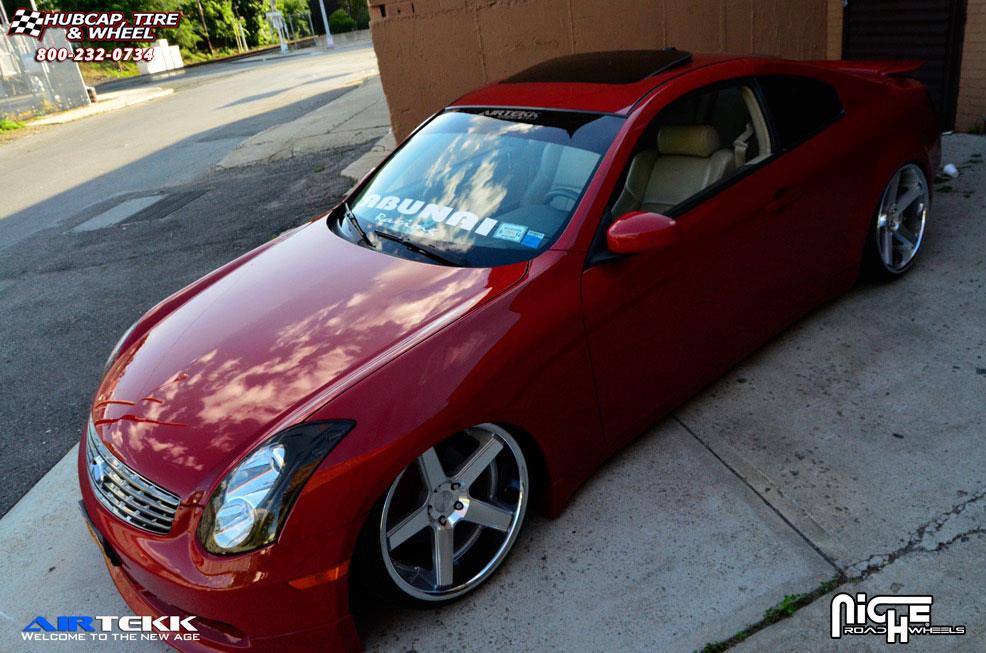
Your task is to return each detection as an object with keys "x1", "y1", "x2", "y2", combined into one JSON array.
[
  {"x1": 29, "y1": 87, "x2": 174, "y2": 126},
  {"x1": 0, "y1": 116, "x2": 982, "y2": 653},
  {"x1": 0, "y1": 446, "x2": 162, "y2": 652}
]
